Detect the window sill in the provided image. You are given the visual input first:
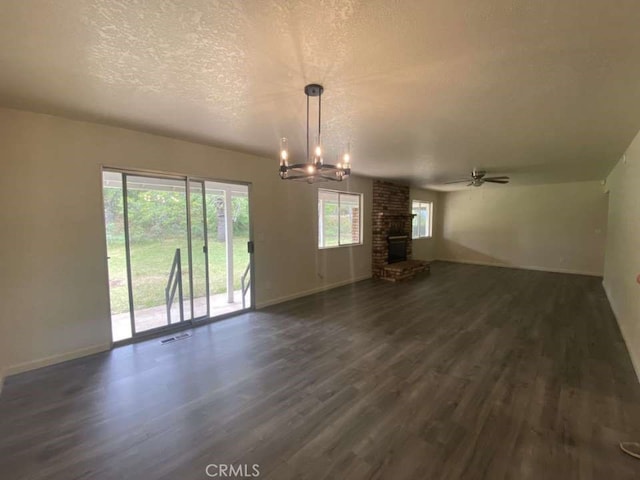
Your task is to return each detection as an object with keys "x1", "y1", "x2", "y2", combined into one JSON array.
[
  {"x1": 318, "y1": 243, "x2": 365, "y2": 250},
  {"x1": 412, "y1": 236, "x2": 433, "y2": 240}
]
